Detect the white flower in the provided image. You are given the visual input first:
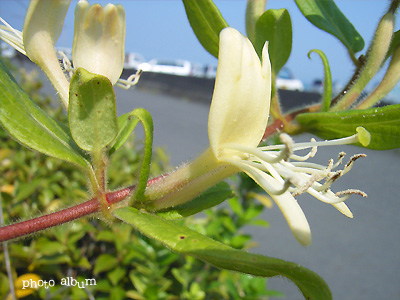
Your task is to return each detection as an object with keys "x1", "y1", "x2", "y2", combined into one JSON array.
[
  {"x1": 0, "y1": 0, "x2": 139, "y2": 108},
  {"x1": 206, "y1": 27, "x2": 368, "y2": 246},
  {"x1": 1, "y1": 0, "x2": 71, "y2": 108},
  {"x1": 73, "y1": 0, "x2": 125, "y2": 85}
]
